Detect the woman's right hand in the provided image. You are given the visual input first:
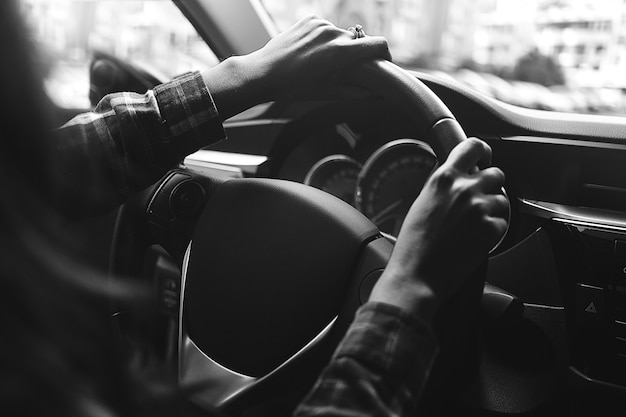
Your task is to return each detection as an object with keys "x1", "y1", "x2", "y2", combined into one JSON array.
[{"x1": 369, "y1": 138, "x2": 509, "y2": 321}]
